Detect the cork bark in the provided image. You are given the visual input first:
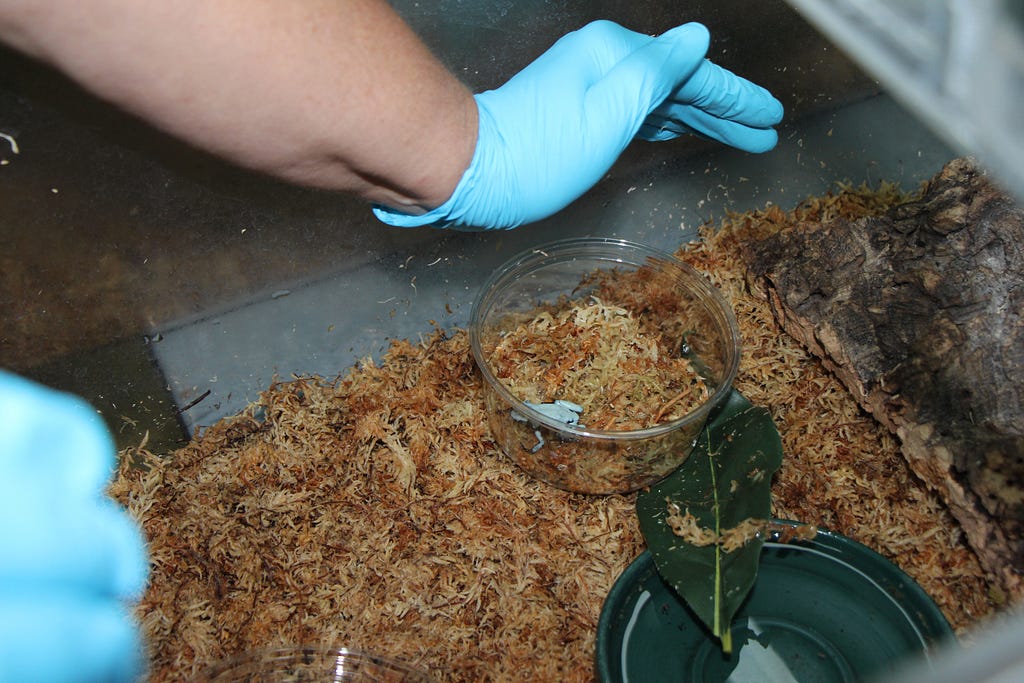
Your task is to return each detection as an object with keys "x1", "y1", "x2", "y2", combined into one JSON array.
[{"x1": 741, "y1": 158, "x2": 1024, "y2": 595}]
